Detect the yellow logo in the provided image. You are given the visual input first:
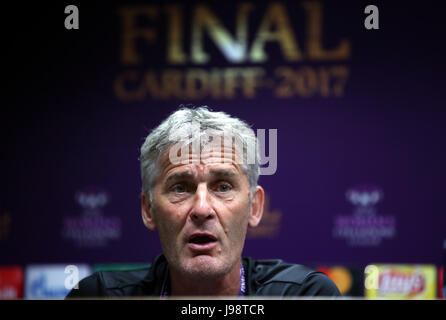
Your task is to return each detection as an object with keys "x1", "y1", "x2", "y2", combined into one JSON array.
[{"x1": 365, "y1": 264, "x2": 437, "y2": 299}]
